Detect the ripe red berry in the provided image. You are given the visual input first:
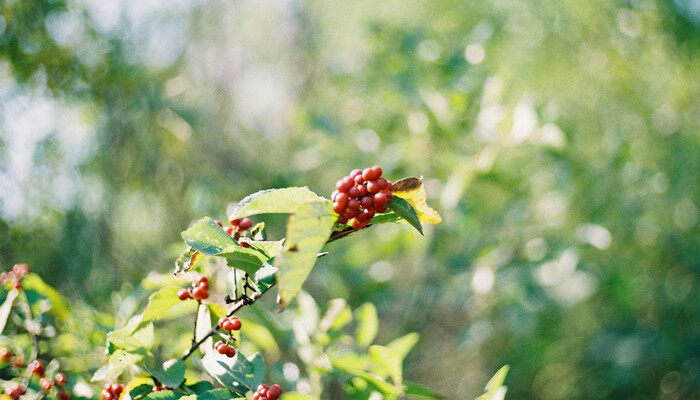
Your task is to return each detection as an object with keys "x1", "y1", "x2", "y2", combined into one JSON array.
[
  {"x1": 8, "y1": 382, "x2": 26, "y2": 400},
  {"x1": 58, "y1": 391, "x2": 71, "y2": 400},
  {"x1": 257, "y1": 385, "x2": 269, "y2": 396},
  {"x1": 238, "y1": 239, "x2": 250, "y2": 248},
  {"x1": 335, "y1": 192, "x2": 349, "y2": 209},
  {"x1": 40, "y1": 377, "x2": 53, "y2": 392},
  {"x1": 354, "y1": 174, "x2": 365, "y2": 185},
  {"x1": 360, "y1": 196, "x2": 373, "y2": 209},
  {"x1": 110, "y1": 384, "x2": 123, "y2": 395},
  {"x1": 350, "y1": 169, "x2": 362, "y2": 177},
  {"x1": 238, "y1": 218, "x2": 253, "y2": 230},
  {"x1": 225, "y1": 226, "x2": 235, "y2": 235},
  {"x1": 229, "y1": 317, "x2": 242, "y2": 330},
  {"x1": 216, "y1": 341, "x2": 227, "y2": 354},
  {"x1": 229, "y1": 218, "x2": 241, "y2": 226},
  {"x1": 268, "y1": 384, "x2": 282, "y2": 400},
  {"x1": 55, "y1": 373, "x2": 67, "y2": 386},
  {"x1": 361, "y1": 208, "x2": 375, "y2": 220},
  {"x1": 366, "y1": 180, "x2": 380, "y2": 194},
  {"x1": 336, "y1": 178, "x2": 353, "y2": 193},
  {"x1": 347, "y1": 199, "x2": 360, "y2": 212},
  {"x1": 0, "y1": 347, "x2": 11, "y2": 361},
  {"x1": 332, "y1": 202, "x2": 344, "y2": 213},
  {"x1": 348, "y1": 186, "x2": 360, "y2": 198},
  {"x1": 101, "y1": 389, "x2": 111, "y2": 400},
  {"x1": 177, "y1": 289, "x2": 191, "y2": 301},
  {"x1": 28, "y1": 359, "x2": 44, "y2": 377},
  {"x1": 337, "y1": 215, "x2": 349, "y2": 225},
  {"x1": 192, "y1": 285, "x2": 208, "y2": 300},
  {"x1": 225, "y1": 346, "x2": 236, "y2": 357},
  {"x1": 214, "y1": 220, "x2": 223, "y2": 227},
  {"x1": 196, "y1": 276, "x2": 208, "y2": 285},
  {"x1": 377, "y1": 177, "x2": 390, "y2": 191}
]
